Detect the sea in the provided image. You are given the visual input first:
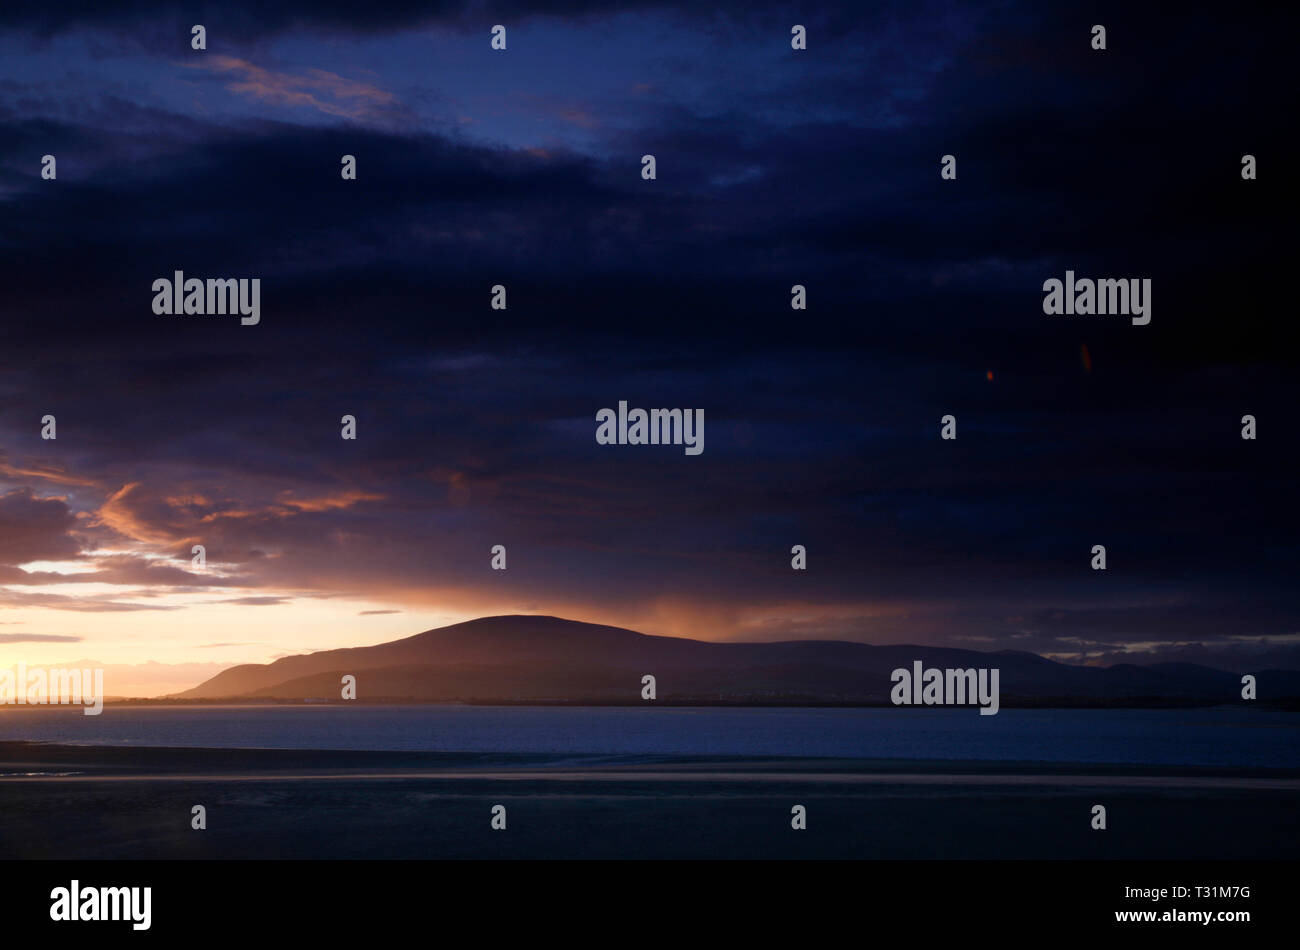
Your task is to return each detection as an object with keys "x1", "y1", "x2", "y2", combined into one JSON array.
[{"x1": 1, "y1": 704, "x2": 1296, "y2": 767}]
